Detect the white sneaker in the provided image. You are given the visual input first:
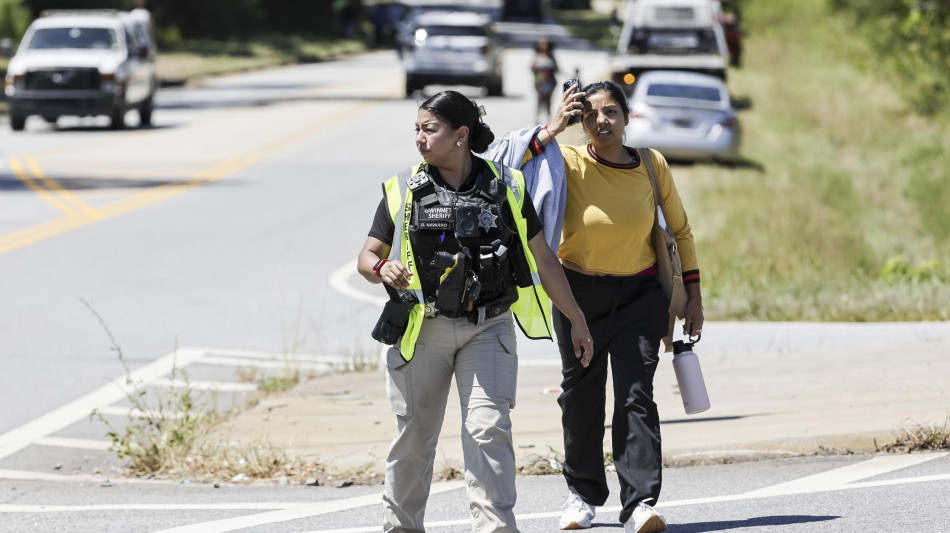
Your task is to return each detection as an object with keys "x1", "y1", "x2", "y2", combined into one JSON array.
[
  {"x1": 624, "y1": 500, "x2": 667, "y2": 533},
  {"x1": 558, "y1": 492, "x2": 595, "y2": 530}
]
